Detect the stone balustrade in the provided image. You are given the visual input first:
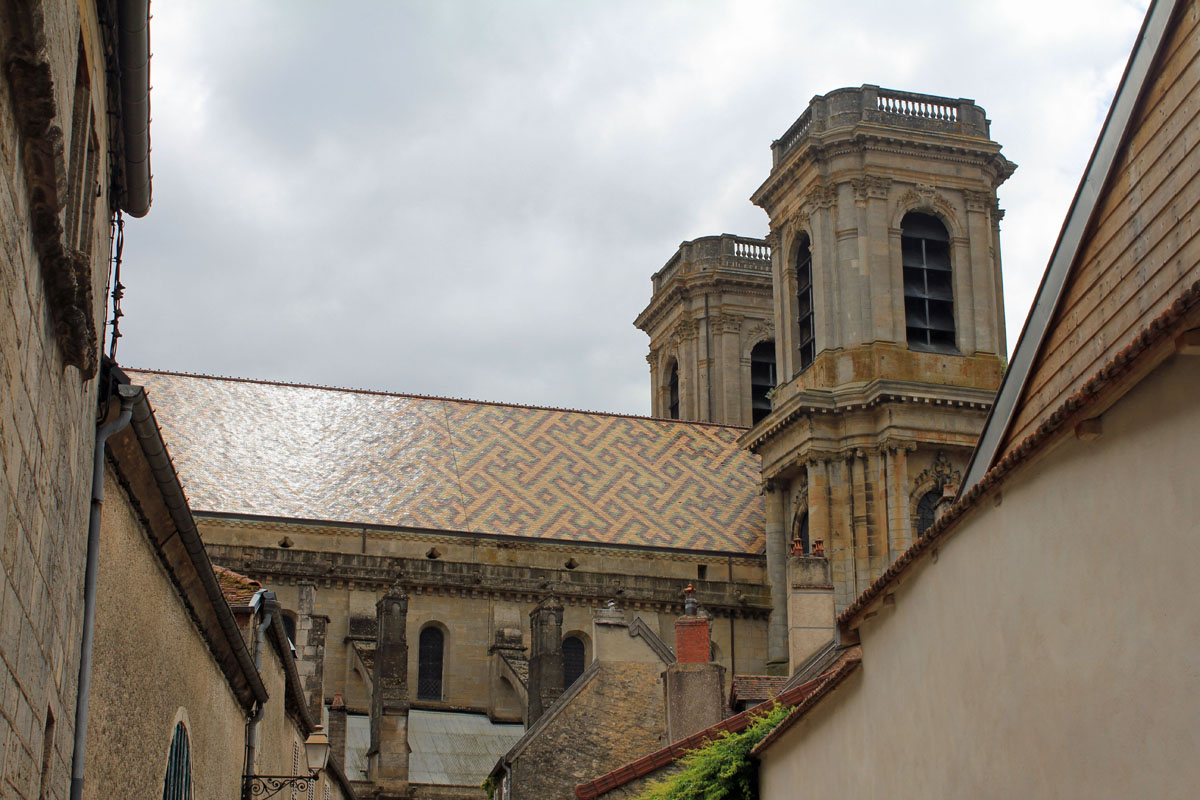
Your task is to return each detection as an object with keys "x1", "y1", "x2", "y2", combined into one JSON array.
[
  {"x1": 652, "y1": 233, "x2": 772, "y2": 291},
  {"x1": 771, "y1": 84, "x2": 992, "y2": 166}
]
